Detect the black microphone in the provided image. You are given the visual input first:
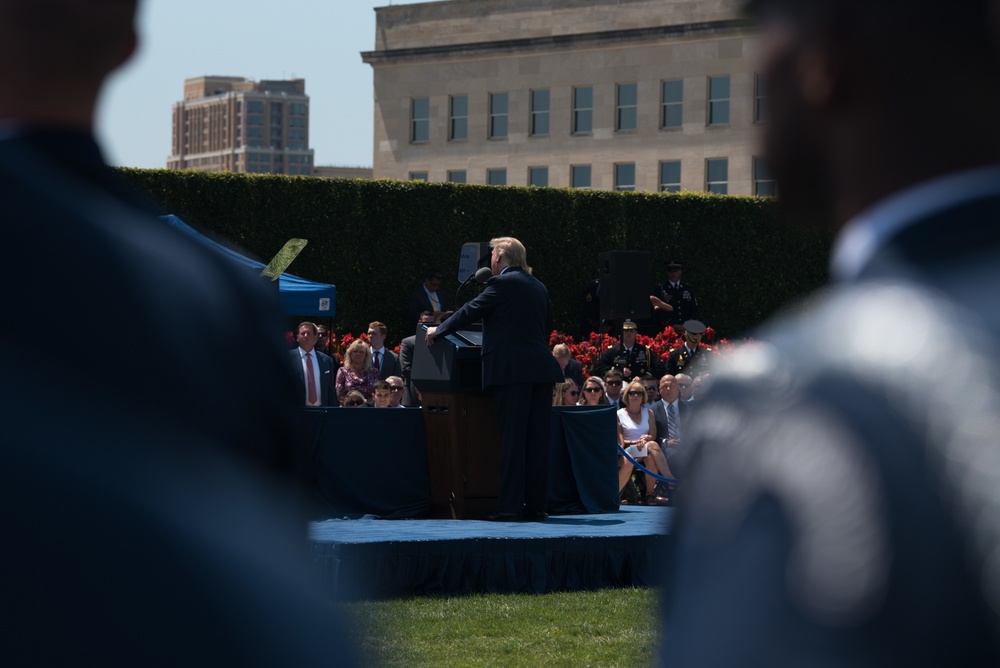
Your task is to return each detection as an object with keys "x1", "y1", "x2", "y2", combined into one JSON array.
[{"x1": 455, "y1": 267, "x2": 494, "y2": 305}]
